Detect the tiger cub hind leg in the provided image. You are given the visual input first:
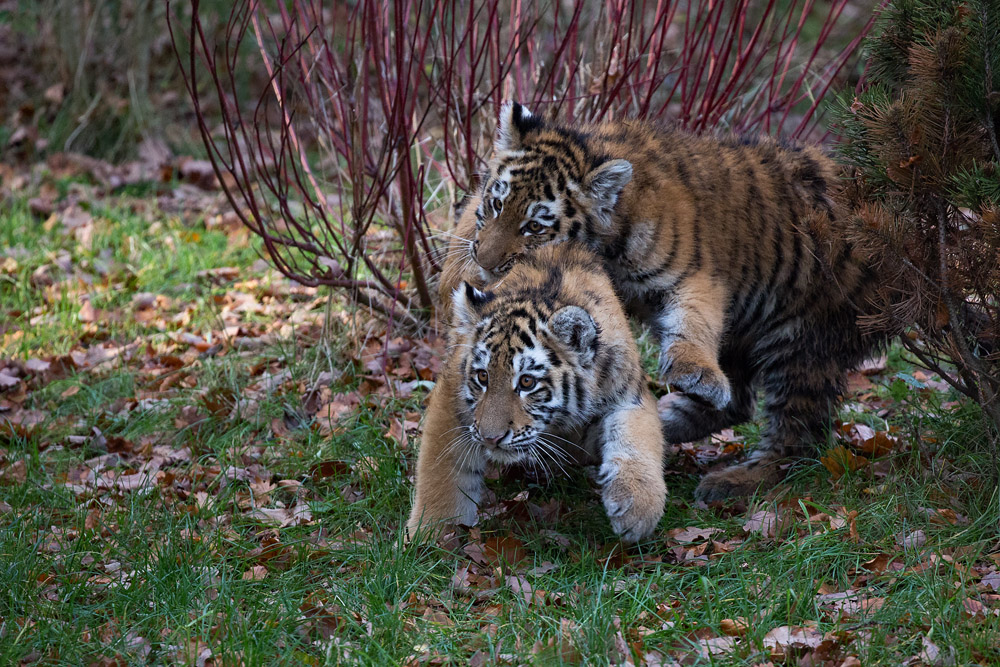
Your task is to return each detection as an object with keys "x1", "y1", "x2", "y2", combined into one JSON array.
[
  {"x1": 596, "y1": 393, "x2": 668, "y2": 542},
  {"x1": 694, "y1": 355, "x2": 843, "y2": 502}
]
